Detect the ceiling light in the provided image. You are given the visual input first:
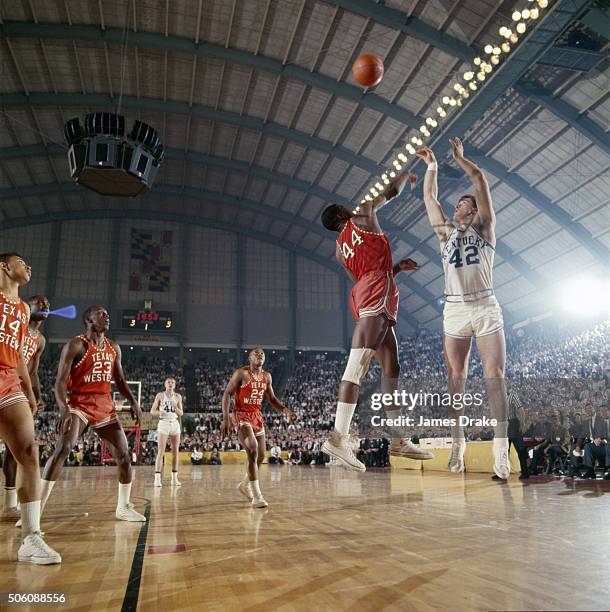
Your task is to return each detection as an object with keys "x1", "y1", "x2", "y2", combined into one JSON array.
[
  {"x1": 484, "y1": 44, "x2": 493, "y2": 54},
  {"x1": 477, "y1": 72, "x2": 486, "y2": 81},
  {"x1": 420, "y1": 125, "x2": 427, "y2": 133},
  {"x1": 442, "y1": 96, "x2": 450, "y2": 104},
  {"x1": 474, "y1": 57, "x2": 482, "y2": 66},
  {"x1": 389, "y1": 171, "x2": 396, "y2": 178},
  {"x1": 516, "y1": 22, "x2": 526, "y2": 34},
  {"x1": 512, "y1": 10, "x2": 521, "y2": 21},
  {"x1": 499, "y1": 26, "x2": 507, "y2": 36},
  {"x1": 503, "y1": 29, "x2": 512, "y2": 39},
  {"x1": 448, "y1": 98, "x2": 456, "y2": 106},
  {"x1": 463, "y1": 71, "x2": 474, "y2": 80},
  {"x1": 483, "y1": 64, "x2": 492, "y2": 73},
  {"x1": 538, "y1": 0, "x2": 548, "y2": 7},
  {"x1": 530, "y1": 8, "x2": 539, "y2": 18},
  {"x1": 521, "y1": 9, "x2": 530, "y2": 19},
  {"x1": 510, "y1": 33, "x2": 519, "y2": 43},
  {"x1": 493, "y1": 46, "x2": 501, "y2": 55},
  {"x1": 501, "y1": 42, "x2": 510, "y2": 53},
  {"x1": 491, "y1": 55, "x2": 500, "y2": 65},
  {"x1": 375, "y1": 182, "x2": 383, "y2": 191},
  {"x1": 398, "y1": 153, "x2": 407, "y2": 162}
]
